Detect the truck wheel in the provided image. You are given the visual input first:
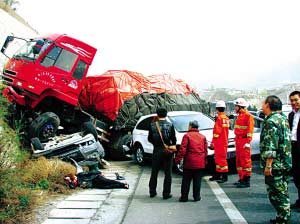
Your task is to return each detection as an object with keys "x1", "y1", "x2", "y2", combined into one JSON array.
[
  {"x1": 29, "y1": 112, "x2": 60, "y2": 142},
  {"x1": 134, "y1": 144, "x2": 145, "y2": 166},
  {"x1": 81, "y1": 121, "x2": 98, "y2": 140},
  {"x1": 31, "y1": 137, "x2": 44, "y2": 151}
]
